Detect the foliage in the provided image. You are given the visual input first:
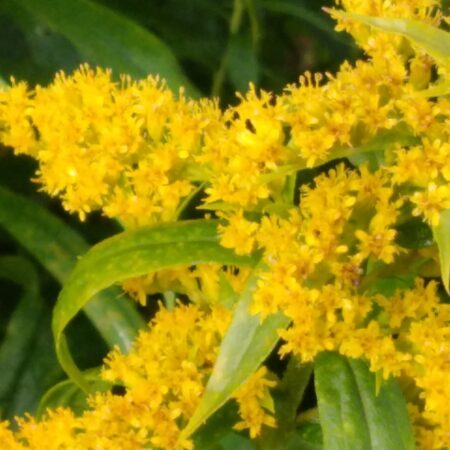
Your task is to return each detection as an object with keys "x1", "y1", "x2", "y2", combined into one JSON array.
[{"x1": 0, "y1": 0, "x2": 450, "y2": 449}]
